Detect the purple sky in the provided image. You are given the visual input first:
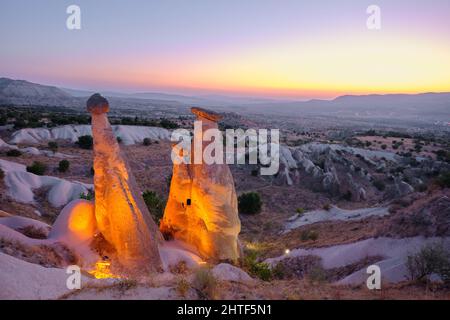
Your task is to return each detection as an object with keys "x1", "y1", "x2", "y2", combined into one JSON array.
[{"x1": 1, "y1": 0, "x2": 449, "y2": 99}]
